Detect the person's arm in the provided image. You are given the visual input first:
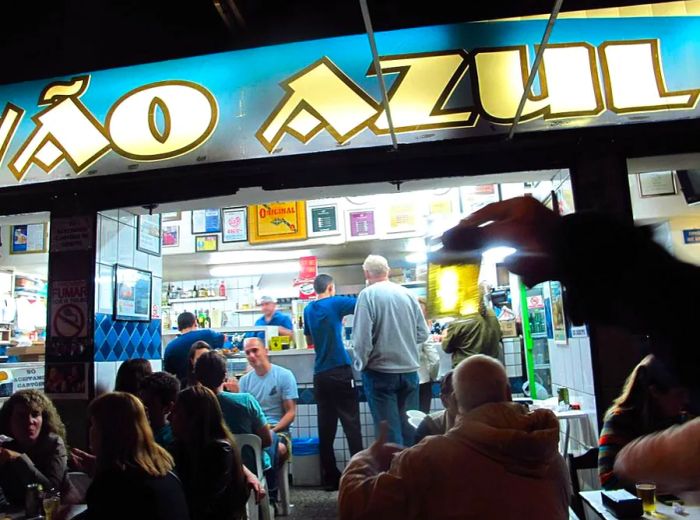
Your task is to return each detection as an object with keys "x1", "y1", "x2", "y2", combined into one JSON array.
[
  {"x1": 339, "y1": 424, "x2": 417, "y2": 520},
  {"x1": 303, "y1": 307, "x2": 314, "y2": 346},
  {"x1": 614, "y1": 418, "x2": 700, "y2": 494},
  {"x1": 277, "y1": 314, "x2": 294, "y2": 338},
  {"x1": 441, "y1": 324, "x2": 459, "y2": 354},
  {"x1": 339, "y1": 296, "x2": 358, "y2": 317},
  {"x1": 414, "y1": 301, "x2": 430, "y2": 346},
  {"x1": 248, "y1": 396, "x2": 273, "y2": 448},
  {"x1": 351, "y1": 293, "x2": 373, "y2": 370},
  {"x1": 273, "y1": 400, "x2": 296, "y2": 433},
  {"x1": 272, "y1": 370, "x2": 298, "y2": 432},
  {"x1": 598, "y1": 414, "x2": 631, "y2": 490},
  {"x1": 209, "y1": 331, "x2": 225, "y2": 349},
  {"x1": 242, "y1": 465, "x2": 266, "y2": 504},
  {"x1": 0, "y1": 436, "x2": 67, "y2": 491}
]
